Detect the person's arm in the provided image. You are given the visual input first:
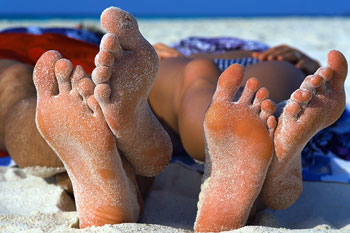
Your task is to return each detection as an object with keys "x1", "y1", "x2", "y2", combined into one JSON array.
[
  {"x1": 153, "y1": 43, "x2": 184, "y2": 60},
  {"x1": 252, "y1": 44, "x2": 320, "y2": 75}
]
